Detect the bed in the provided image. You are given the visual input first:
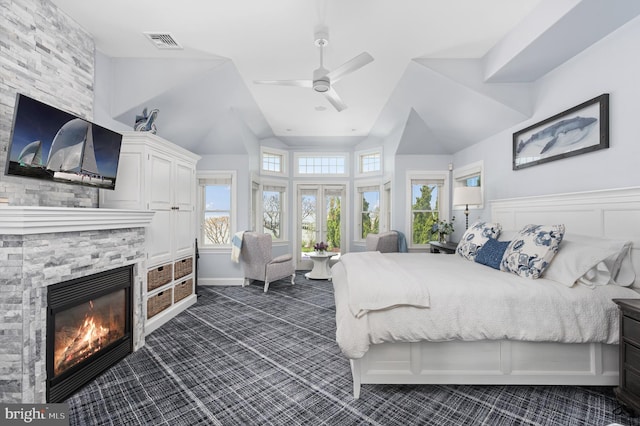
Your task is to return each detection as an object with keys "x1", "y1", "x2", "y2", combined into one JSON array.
[{"x1": 332, "y1": 187, "x2": 640, "y2": 398}]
